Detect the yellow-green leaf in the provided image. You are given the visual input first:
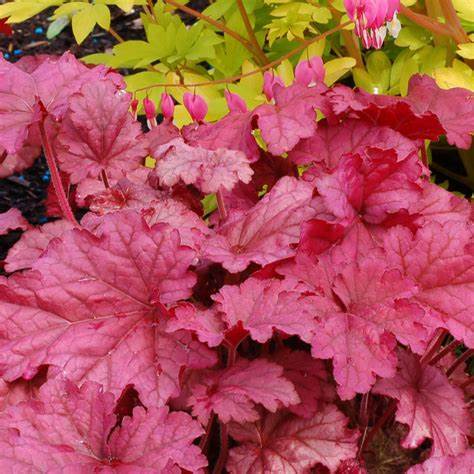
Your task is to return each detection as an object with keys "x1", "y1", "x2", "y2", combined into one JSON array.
[
  {"x1": 457, "y1": 43, "x2": 474, "y2": 60},
  {"x1": 72, "y1": 4, "x2": 96, "y2": 44},
  {"x1": 324, "y1": 57, "x2": 356, "y2": 86},
  {"x1": 92, "y1": 4, "x2": 110, "y2": 31}
]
